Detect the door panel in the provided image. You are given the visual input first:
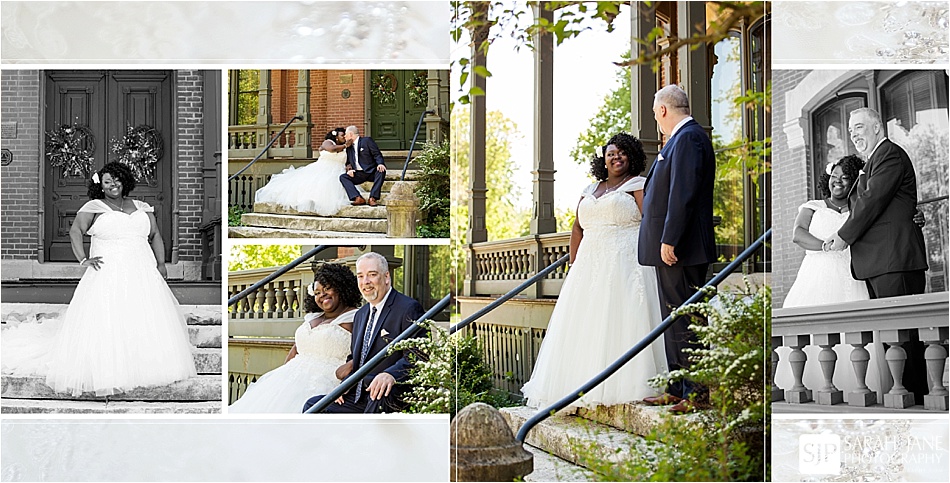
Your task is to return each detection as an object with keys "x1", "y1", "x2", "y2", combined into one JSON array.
[
  {"x1": 370, "y1": 70, "x2": 428, "y2": 150},
  {"x1": 45, "y1": 70, "x2": 172, "y2": 263}
]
